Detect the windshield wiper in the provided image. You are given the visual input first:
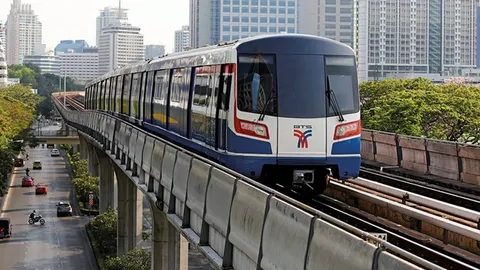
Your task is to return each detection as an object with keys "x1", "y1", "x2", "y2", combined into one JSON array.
[
  {"x1": 258, "y1": 89, "x2": 275, "y2": 121},
  {"x1": 326, "y1": 76, "x2": 345, "y2": 122}
]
